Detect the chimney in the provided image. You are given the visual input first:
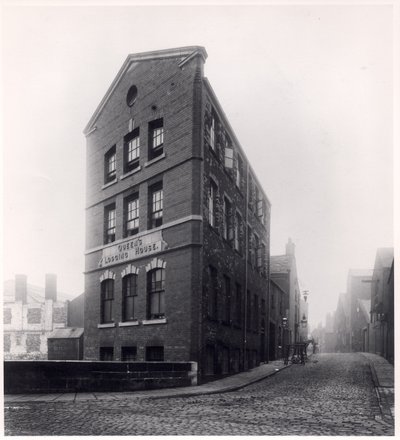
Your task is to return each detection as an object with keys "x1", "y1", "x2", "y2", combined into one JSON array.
[
  {"x1": 15, "y1": 274, "x2": 27, "y2": 303},
  {"x1": 45, "y1": 273, "x2": 57, "y2": 302},
  {"x1": 286, "y1": 238, "x2": 295, "y2": 256}
]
